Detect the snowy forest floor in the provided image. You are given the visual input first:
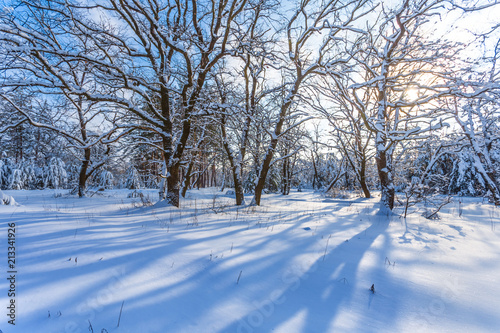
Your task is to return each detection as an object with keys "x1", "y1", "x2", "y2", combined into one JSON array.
[{"x1": 1, "y1": 188, "x2": 500, "y2": 333}]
